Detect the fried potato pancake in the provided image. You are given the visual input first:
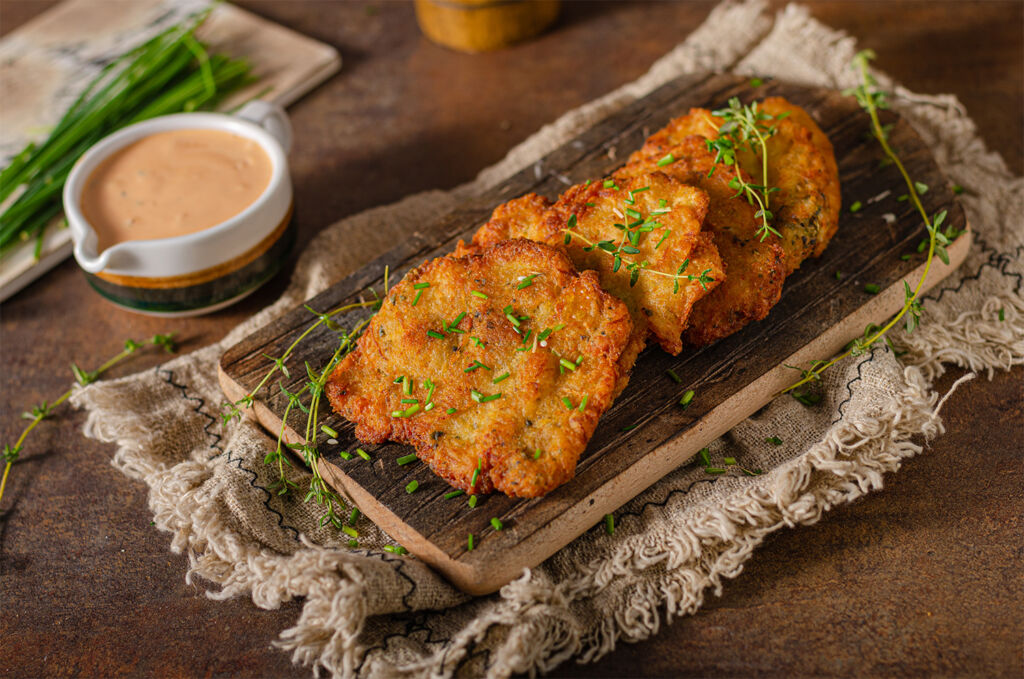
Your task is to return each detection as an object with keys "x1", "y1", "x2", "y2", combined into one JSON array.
[
  {"x1": 619, "y1": 135, "x2": 787, "y2": 346},
  {"x1": 326, "y1": 239, "x2": 633, "y2": 498},
  {"x1": 636, "y1": 96, "x2": 840, "y2": 275},
  {"x1": 461, "y1": 172, "x2": 724, "y2": 357}
]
